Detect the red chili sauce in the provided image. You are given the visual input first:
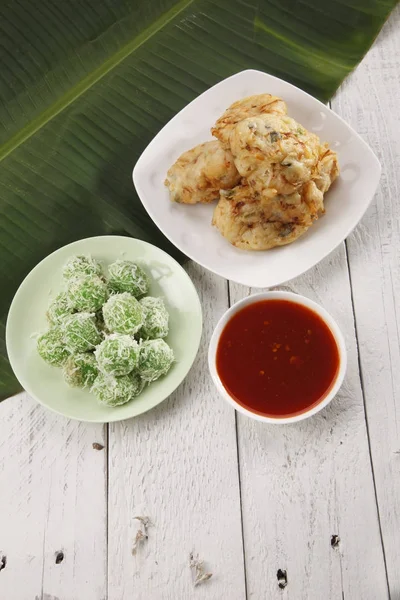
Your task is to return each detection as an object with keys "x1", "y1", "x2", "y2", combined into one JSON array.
[{"x1": 216, "y1": 300, "x2": 340, "y2": 418}]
